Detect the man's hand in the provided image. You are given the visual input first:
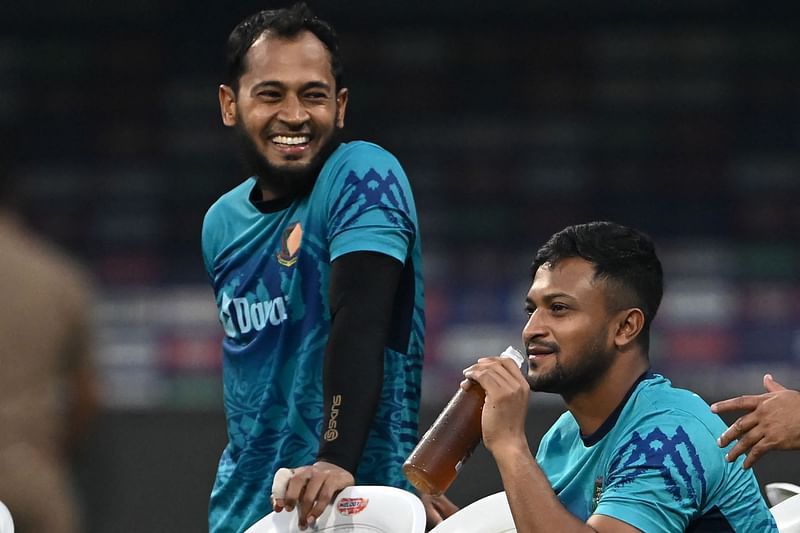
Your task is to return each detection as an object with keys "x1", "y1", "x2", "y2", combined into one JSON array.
[
  {"x1": 421, "y1": 493, "x2": 459, "y2": 530},
  {"x1": 271, "y1": 461, "x2": 355, "y2": 529},
  {"x1": 711, "y1": 374, "x2": 800, "y2": 469},
  {"x1": 462, "y1": 356, "x2": 530, "y2": 456}
]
